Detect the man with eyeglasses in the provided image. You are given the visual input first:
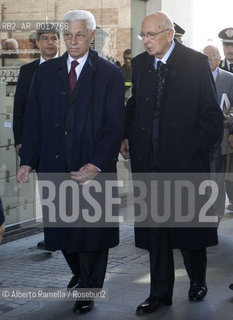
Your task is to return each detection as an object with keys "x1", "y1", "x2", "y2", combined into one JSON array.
[
  {"x1": 203, "y1": 44, "x2": 233, "y2": 294},
  {"x1": 203, "y1": 45, "x2": 233, "y2": 219},
  {"x1": 219, "y1": 28, "x2": 233, "y2": 73},
  {"x1": 13, "y1": 24, "x2": 60, "y2": 251},
  {"x1": 17, "y1": 9, "x2": 124, "y2": 314},
  {"x1": 121, "y1": 11, "x2": 222, "y2": 314},
  {"x1": 173, "y1": 22, "x2": 185, "y2": 44},
  {"x1": 13, "y1": 25, "x2": 60, "y2": 155}
]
